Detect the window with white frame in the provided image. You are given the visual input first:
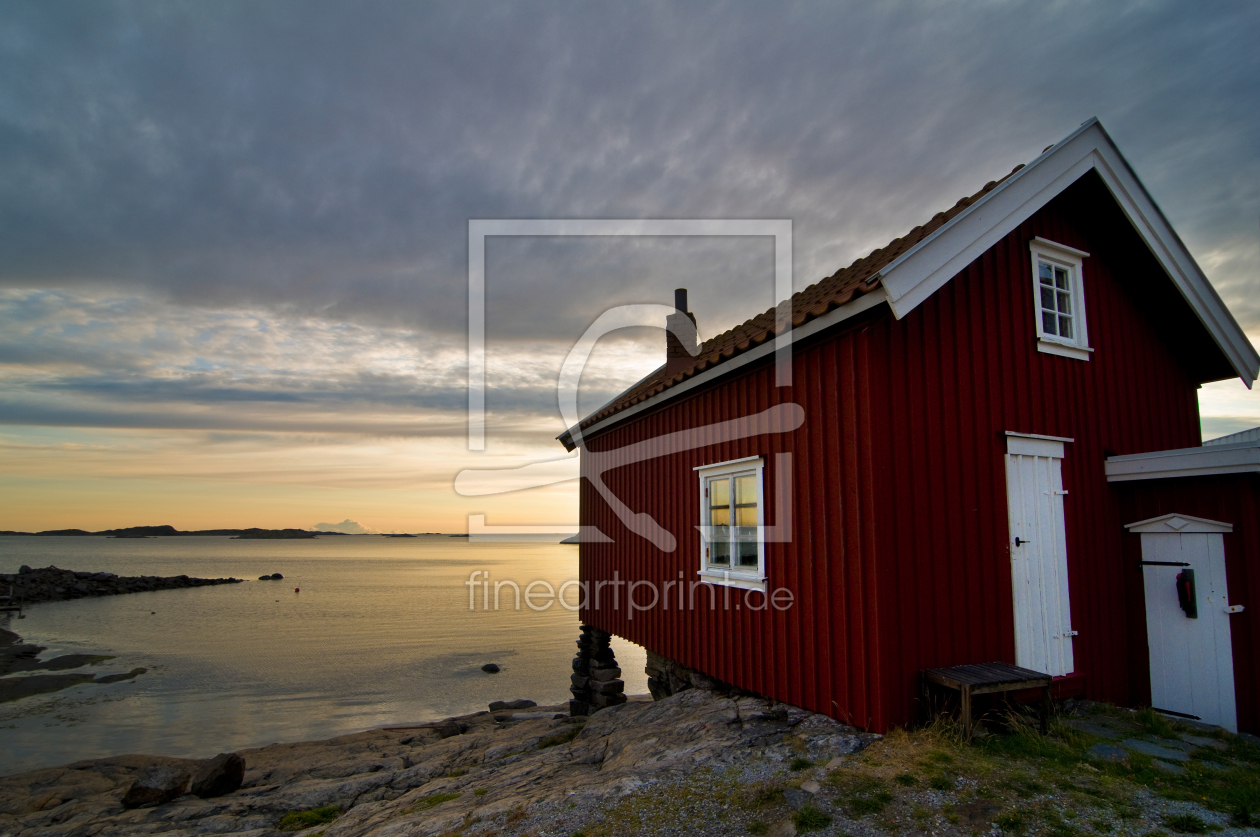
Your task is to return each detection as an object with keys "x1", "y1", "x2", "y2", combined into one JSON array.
[
  {"x1": 695, "y1": 456, "x2": 765, "y2": 589},
  {"x1": 1030, "y1": 237, "x2": 1092, "y2": 361}
]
